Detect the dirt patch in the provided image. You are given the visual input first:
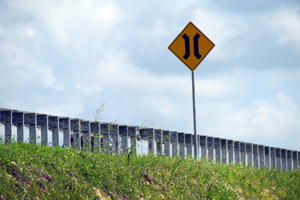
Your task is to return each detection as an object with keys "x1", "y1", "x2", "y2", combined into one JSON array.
[
  {"x1": 6, "y1": 164, "x2": 30, "y2": 185},
  {"x1": 93, "y1": 187, "x2": 109, "y2": 200},
  {"x1": 38, "y1": 168, "x2": 52, "y2": 183}
]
